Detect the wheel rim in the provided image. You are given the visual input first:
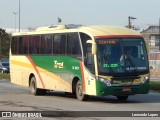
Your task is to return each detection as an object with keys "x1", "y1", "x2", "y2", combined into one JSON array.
[
  {"x1": 78, "y1": 84, "x2": 83, "y2": 97},
  {"x1": 31, "y1": 81, "x2": 36, "y2": 94},
  {"x1": 76, "y1": 82, "x2": 84, "y2": 100}
]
